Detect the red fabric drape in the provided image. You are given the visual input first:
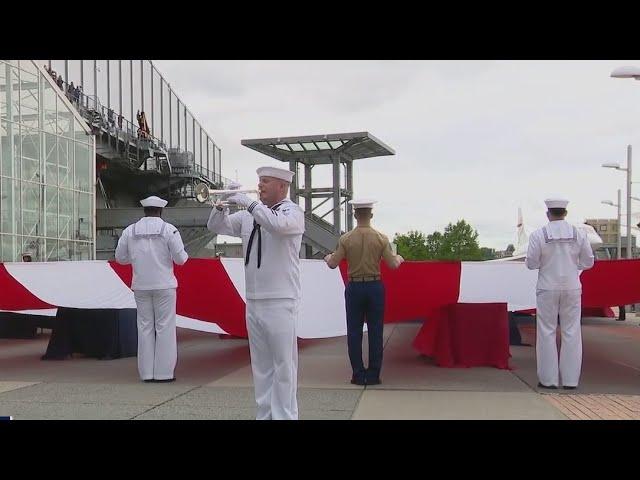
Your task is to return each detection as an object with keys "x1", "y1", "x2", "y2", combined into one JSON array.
[
  {"x1": 0, "y1": 264, "x2": 54, "y2": 310},
  {"x1": 581, "y1": 259, "x2": 640, "y2": 308},
  {"x1": 339, "y1": 260, "x2": 462, "y2": 323},
  {"x1": 412, "y1": 303, "x2": 510, "y2": 369},
  {"x1": 109, "y1": 259, "x2": 247, "y2": 337}
]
